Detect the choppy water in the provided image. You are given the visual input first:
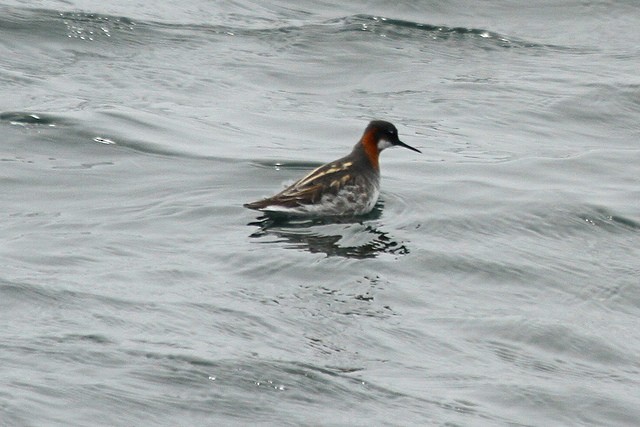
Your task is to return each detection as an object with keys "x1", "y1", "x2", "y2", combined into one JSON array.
[{"x1": 1, "y1": 1, "x2": 639, "y2": 425}]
